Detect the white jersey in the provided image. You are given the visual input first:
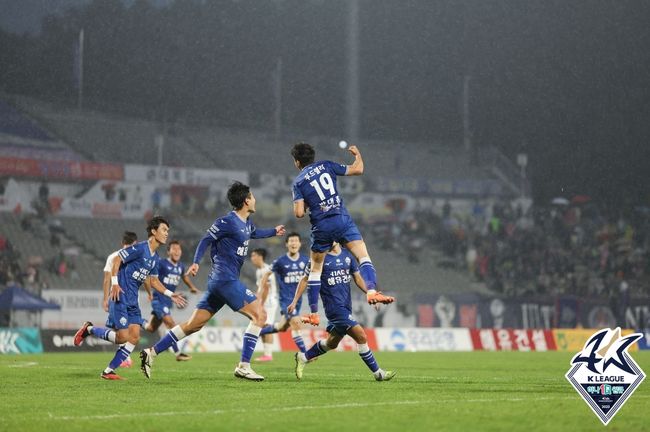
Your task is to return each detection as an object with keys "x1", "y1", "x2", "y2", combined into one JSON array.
[
  {"x1": 256, "y1": 263, "x2": 278, "y2": 308},
  {"x1": 104, "y1": 250, "x2": 120, "y2": 273}
]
